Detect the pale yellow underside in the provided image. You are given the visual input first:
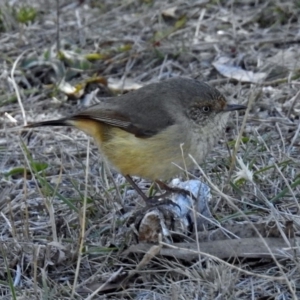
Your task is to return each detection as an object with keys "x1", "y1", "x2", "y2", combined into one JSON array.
[{"x1": 69, "y1": 119, "x2": 189, "y2": 180}]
